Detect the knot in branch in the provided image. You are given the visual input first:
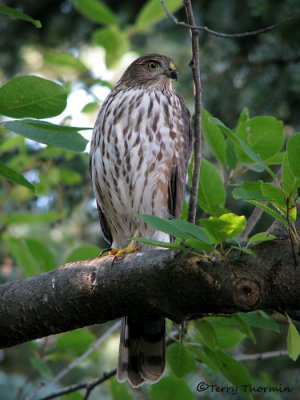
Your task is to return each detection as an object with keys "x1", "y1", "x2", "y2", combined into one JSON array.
[{"x1": 233, "y1": 280, "x2": 260, "y2": 307}]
